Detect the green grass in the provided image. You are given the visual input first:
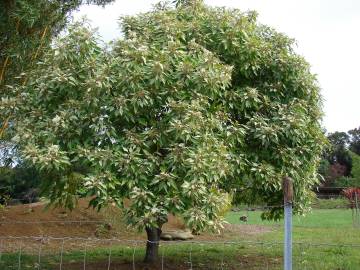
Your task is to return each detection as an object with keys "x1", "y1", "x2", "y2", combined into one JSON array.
[
  {"x1": 226, "y1": 207, "x2": 360, "y2": 269},
  {"x1": 311, "y1": 197, "x2": 349, "y2": 209},
  {"x1": 1, "y1": 238, "x2": 358, "y2": 270},
  {"x1": 226, "y1": 208, "x2": 355, "y2": 228},
  {"x1": 0, "y1": 243, "x2": 281, "y2": 270}
]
